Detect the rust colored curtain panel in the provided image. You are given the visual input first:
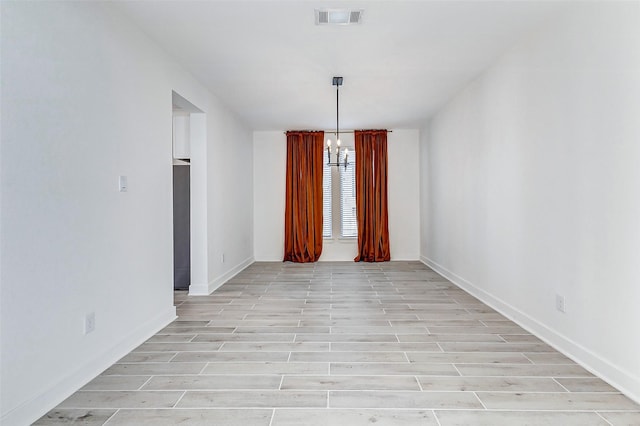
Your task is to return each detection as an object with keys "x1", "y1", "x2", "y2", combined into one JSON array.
[
  {"x1": 354, "y1": 130, "x2": 391, "y2": 262},
  {"x1": 283, "y1": 131, "x2": 324, "y2": 263}
]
